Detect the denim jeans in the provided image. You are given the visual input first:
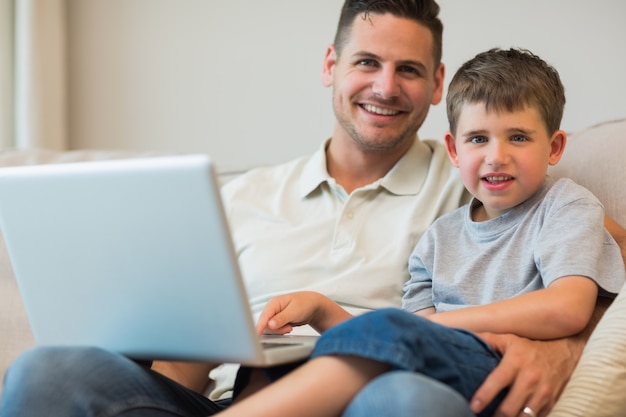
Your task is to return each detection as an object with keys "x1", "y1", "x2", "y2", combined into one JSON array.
[
  {"x1": 0, "y1": 346, "x2": 224, "y2": 417},
  {"x1": 0, "y1": 310, "x2": 497, "y2": 417},
  {"x1": 312, "y1": 308, "x2": 504, "y2": 417},
  {"x1": 345, "y1": 371, "x2": 475, "y2": 417},
  {"x1": 1, "y1": 344, "x2": 474, "y2": 417}
]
